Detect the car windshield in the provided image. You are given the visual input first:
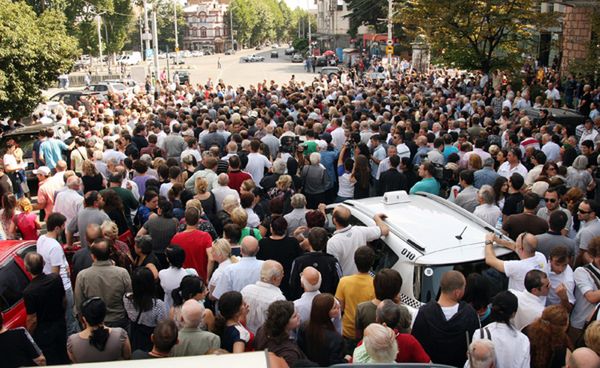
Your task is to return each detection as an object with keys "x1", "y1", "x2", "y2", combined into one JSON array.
[
  {"x1": 0, "y1": 259, "x2": 30, "y2": 312},
  {"x1": 0, "y1": 132, "x2": 37, "y2": 159}
]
